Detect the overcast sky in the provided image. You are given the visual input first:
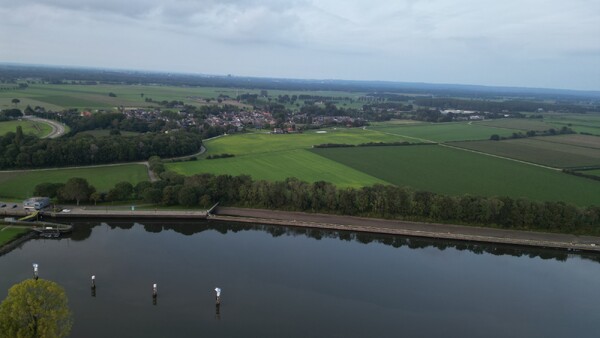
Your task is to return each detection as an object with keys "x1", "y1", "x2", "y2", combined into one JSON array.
[{"x1": 1, "y1": 0, "x2": 599, "y2": 90}]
